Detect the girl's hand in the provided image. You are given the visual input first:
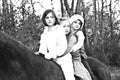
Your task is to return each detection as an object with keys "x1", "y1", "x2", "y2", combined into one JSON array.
[
  {"x1": 45, "y1": 54, "x2": 51, "y2": 59},
  {"x1": 52, "y1": 58, "x2": 57, "y2": 62},
  {"x1": 34, "y1": 52, "x2": 40, "y2": 55}
]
